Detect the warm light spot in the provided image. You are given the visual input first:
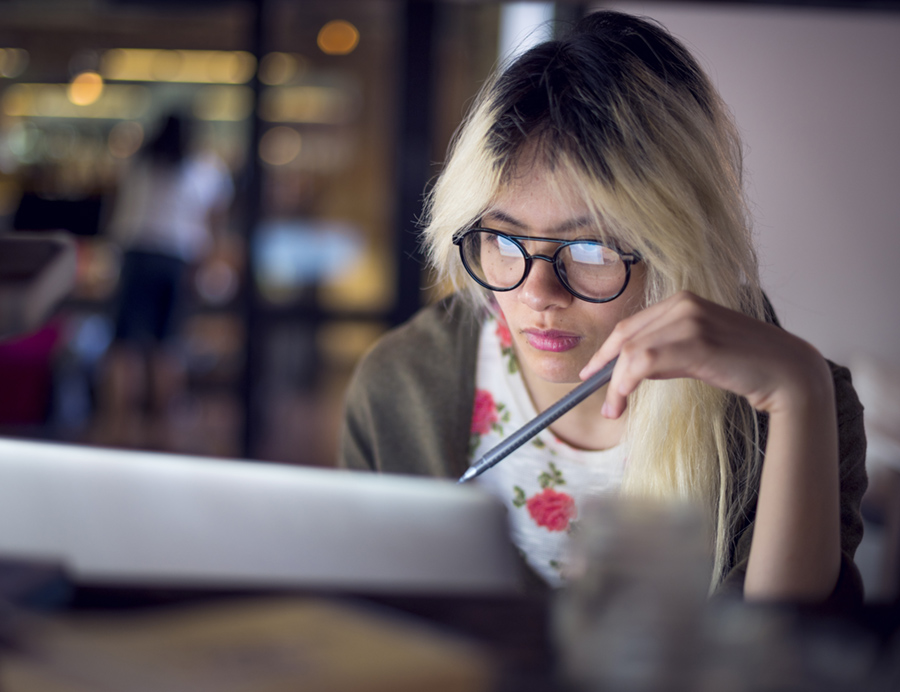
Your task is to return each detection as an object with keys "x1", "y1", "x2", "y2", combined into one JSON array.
[
  {"x1": 258, "y1": 126, "x2": 302, "y2": 166},
  {"x1": 2, "y1": 83, "x2": 148, "y2": 119},
  {"x1": 108, "y1": 121, "x2": 144, "y2": 158},
  {"x1": 221, "y1": 51, "x2": 256, "y2": 84},
  {"x1": 234, "y1": 52, "x2": 258, "y2": 82},
  {"x1": 193, "y1": 86, "x2": 254, "y2": 122},
  {"x1": 317, "y1": 20, "x2": 359, "y2": 56},
  {"x1": 67, "y1": 71, "x2": 104, "y2": 106},
  {"x1": 151, "y1": 50, "x2": 183, "y2": 81},
  {"x1": 2, "y1": 85, "x2": 30, "y2": 116},
  {"x1": 101, "y1": 48, "x2": 255, "y2": 84},
  {"x1": 100, "y1": 48, "x2": 128, "y2": 79}
]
